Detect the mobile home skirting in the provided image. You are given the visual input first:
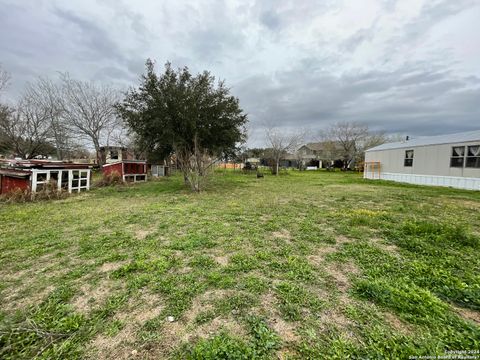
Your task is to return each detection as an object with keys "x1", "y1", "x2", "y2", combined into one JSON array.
[{"x1": 364, "y1": 172, "x2": 480, "y2": 191}]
